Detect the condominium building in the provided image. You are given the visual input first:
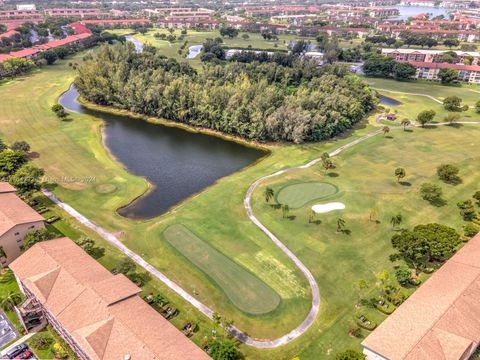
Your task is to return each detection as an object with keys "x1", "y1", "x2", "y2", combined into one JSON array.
[
  {"x1": 0, "y1": 182, "x2": 44, "y2": 267},
  {"x1": 44, "y1": 8, "x2": 109, "y2": 18},
  {"x1": 10, "y1": 237, "x2": 211, "y2": 360},
  {"x1": 382, "y1": 48, "x2": 480, "y2": 65}
]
